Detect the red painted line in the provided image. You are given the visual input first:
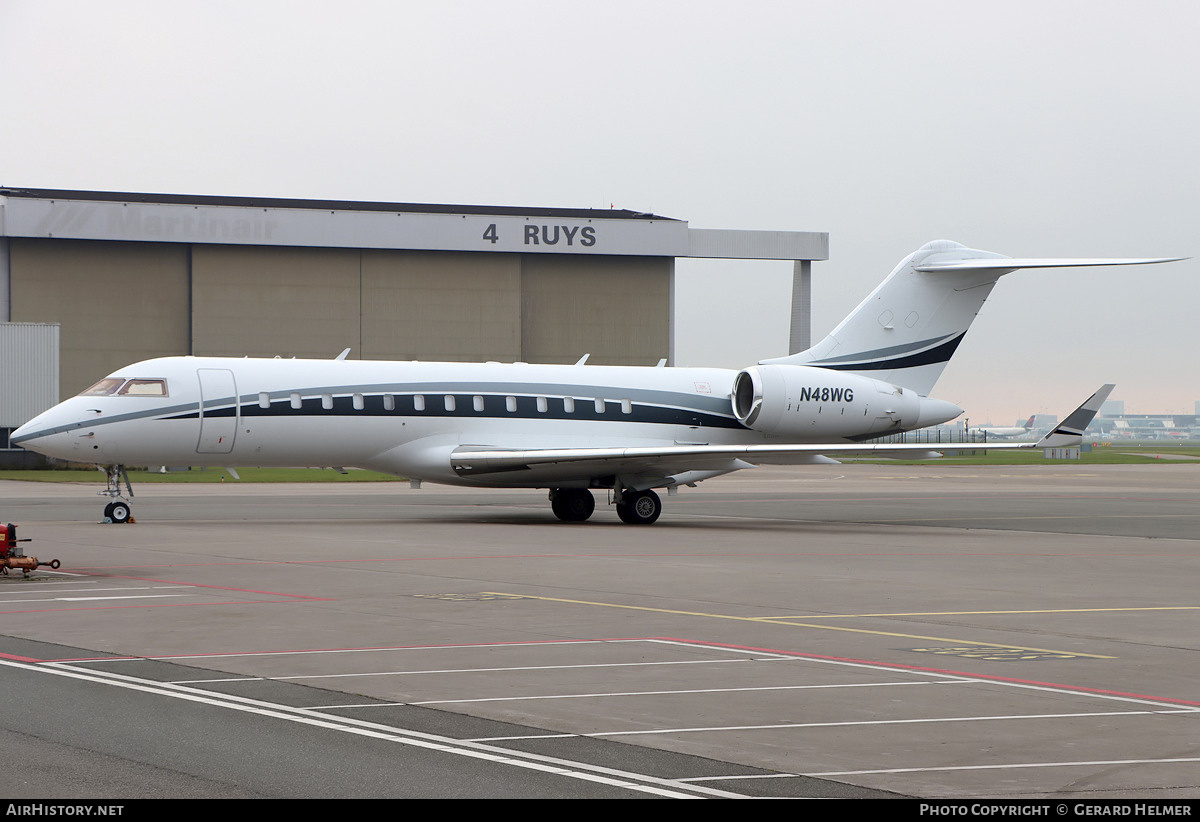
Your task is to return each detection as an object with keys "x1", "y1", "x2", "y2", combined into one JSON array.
[
  {"x1": 49, "y1": 548, "x2": 1200, "y2": 575},
  {"x1": 0, "y1": 652, "x2": 46, "y2": 663},
  {"x1": 64, "y1": 556, "x2": 585, "y2": 570},
  {"x1": 17, "y1": 634, "x2": 1200, "y2": 708},
  {"x1": 652, "y1": 638, "x2": 1200, "y2": 708}
]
